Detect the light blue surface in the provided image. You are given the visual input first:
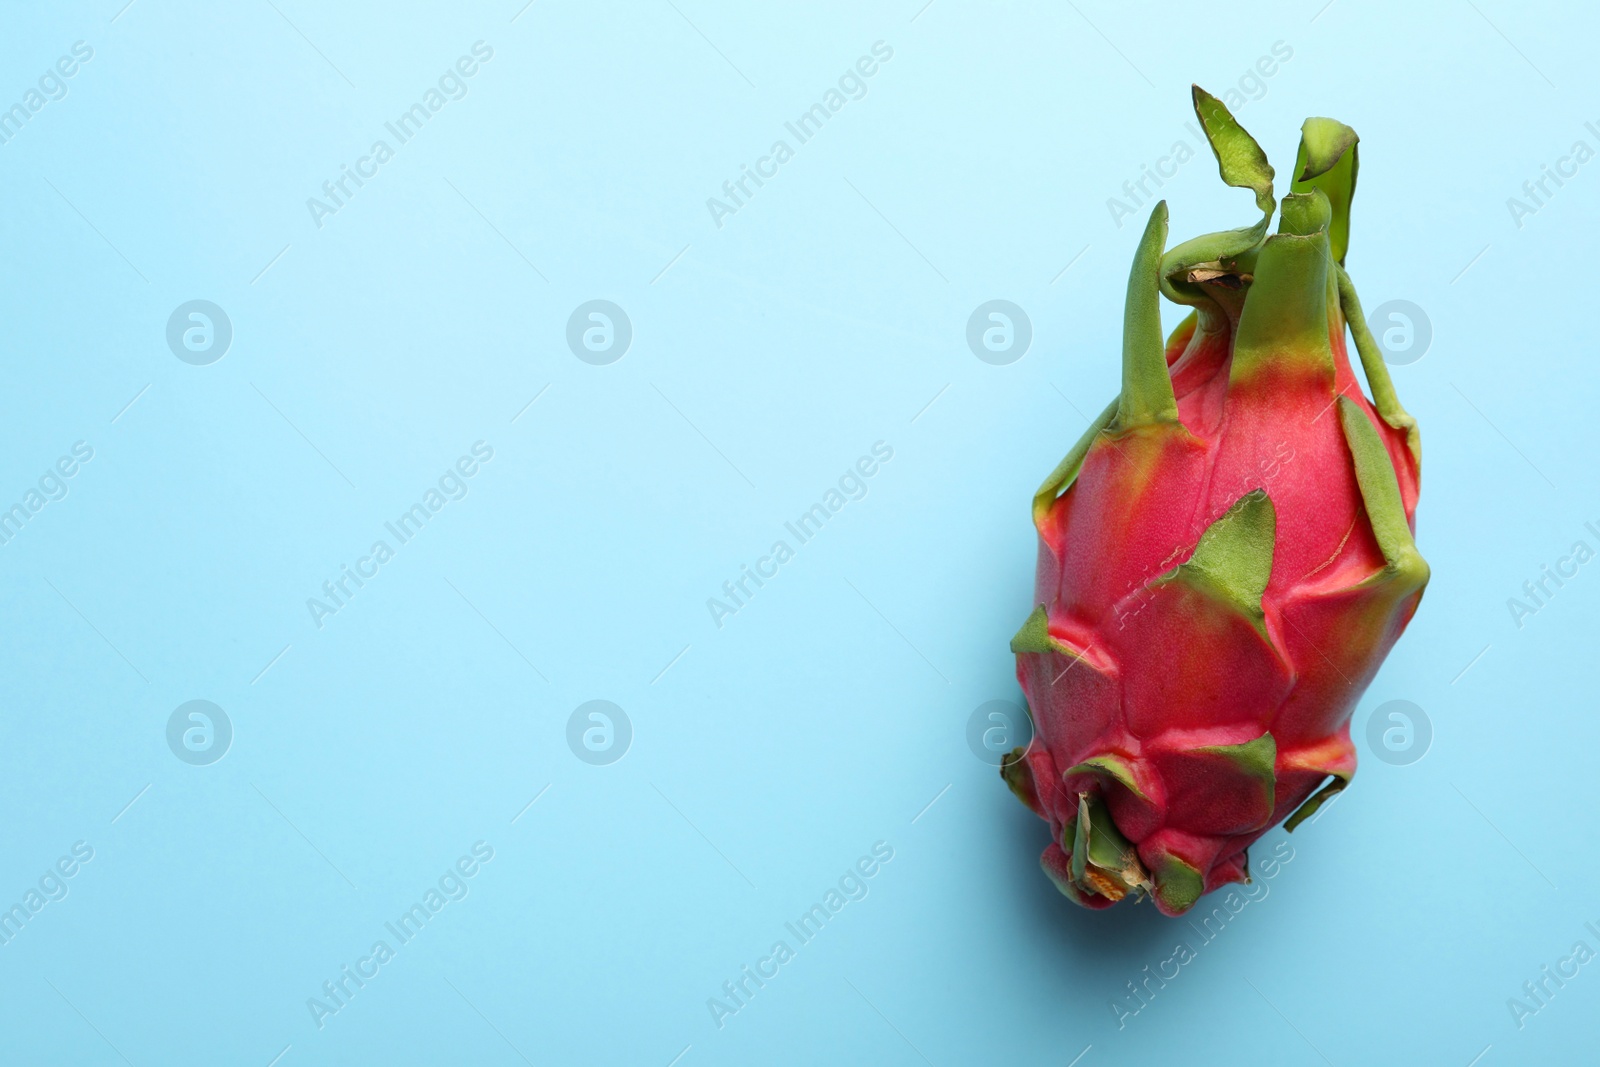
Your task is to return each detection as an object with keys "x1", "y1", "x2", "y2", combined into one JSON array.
[{"x1": 1, "y1": 2, "x2": 1594, "y2": 1063}]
